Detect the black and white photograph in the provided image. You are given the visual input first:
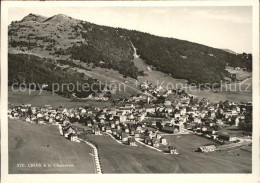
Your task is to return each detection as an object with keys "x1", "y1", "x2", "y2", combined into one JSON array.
[{"x1": 1, "y1": 0, "x2": 259, "y2": 182}]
